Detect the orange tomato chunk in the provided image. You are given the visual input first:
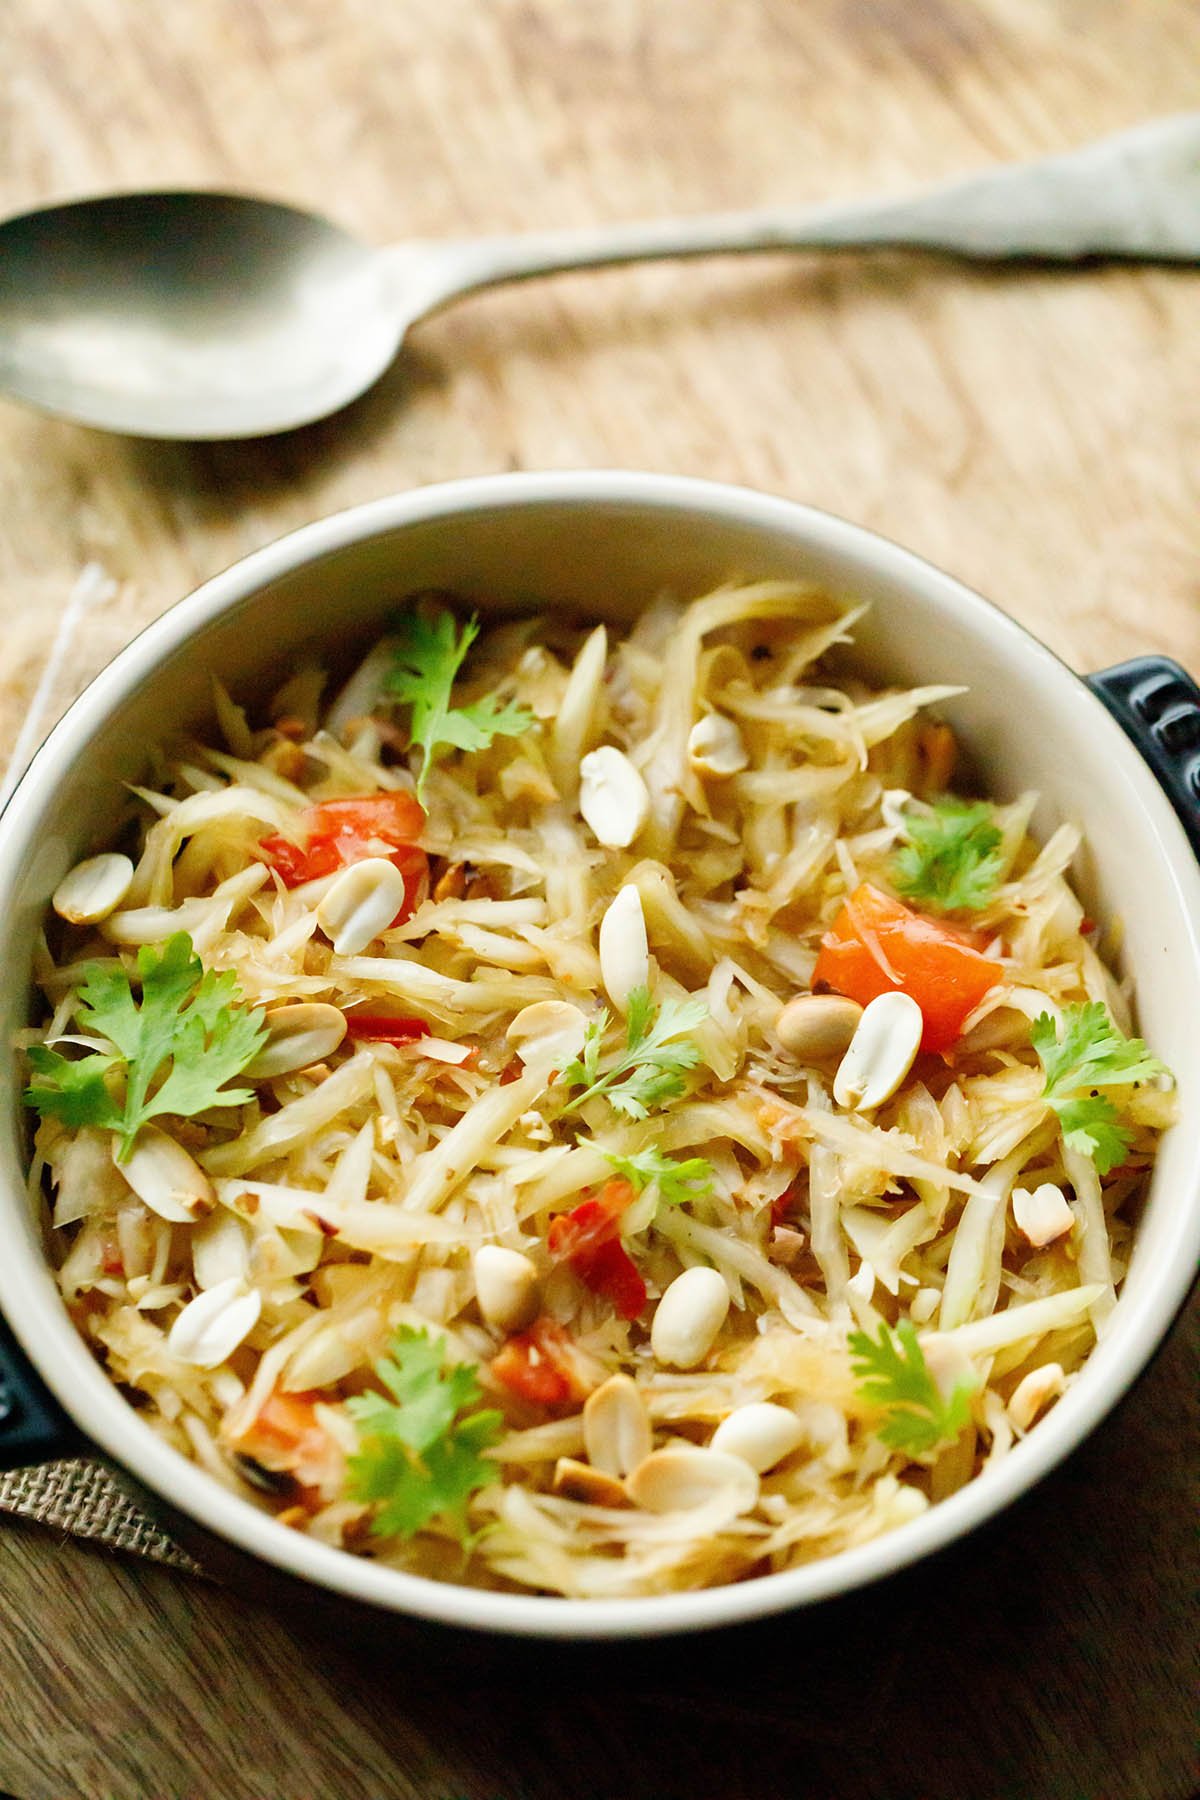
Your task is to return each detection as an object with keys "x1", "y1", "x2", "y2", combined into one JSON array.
[{"x1": 812, "y1": 882, "x2": 1001, "y2": 1054}]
